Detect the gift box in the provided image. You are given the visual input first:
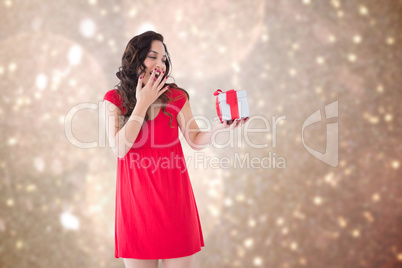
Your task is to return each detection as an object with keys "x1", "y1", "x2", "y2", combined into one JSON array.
[{"x1": 214, "y1": 89, "x2": 250, "y2": 123}]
